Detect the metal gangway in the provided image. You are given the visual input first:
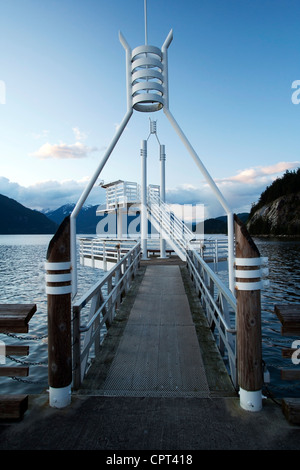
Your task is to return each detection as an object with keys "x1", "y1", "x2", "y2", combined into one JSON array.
[
  {"x1": 74, "y1": 191, "x2": 237, "y2": 393},
  {"x1": 146, "y1": 185, "x2": 194, "y2": 261}
]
